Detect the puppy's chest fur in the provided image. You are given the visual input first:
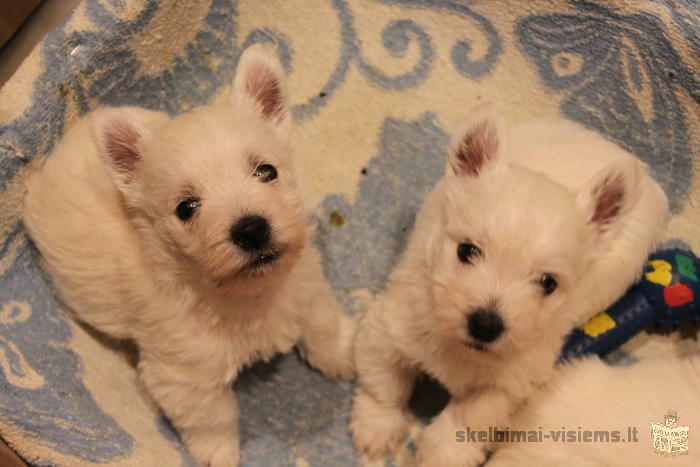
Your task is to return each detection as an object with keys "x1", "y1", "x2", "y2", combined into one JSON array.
[{"x1": 139, "y1": 284, "x2": 303, "y2": 380}]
